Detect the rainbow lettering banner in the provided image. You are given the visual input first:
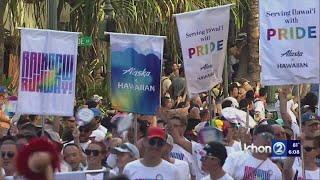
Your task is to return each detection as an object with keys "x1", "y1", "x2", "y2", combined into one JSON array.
[
  {"x1": 174, "y1": 5, "x2": 231, "y2": 93},
  {"x1": 260, "y1": 0, "x2": 320, "y2": 85},
  {"x1": 110, "y1": 33, "x2": 165, "y2": 115},
  {"x1": 17, "y1": 28, "x2": 79, "y2": 116}
]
